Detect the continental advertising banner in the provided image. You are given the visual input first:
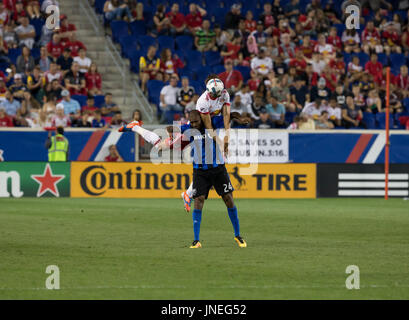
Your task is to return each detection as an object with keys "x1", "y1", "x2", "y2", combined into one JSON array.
[
  {"x1": 0, "y1": 162, "x2": 70, "y2": 198},
  {"x1": 71, "y1": 162, "x2": 316, "y2": 199}
]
